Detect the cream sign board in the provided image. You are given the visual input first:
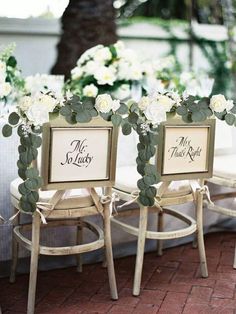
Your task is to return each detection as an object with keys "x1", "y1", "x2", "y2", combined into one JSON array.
[
  {"x1": 50, "y1": 128, "x2": 110, "y2": 182},
  {"x1": 157, "y1": 120, "x2": 215, "y2": 180}
]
